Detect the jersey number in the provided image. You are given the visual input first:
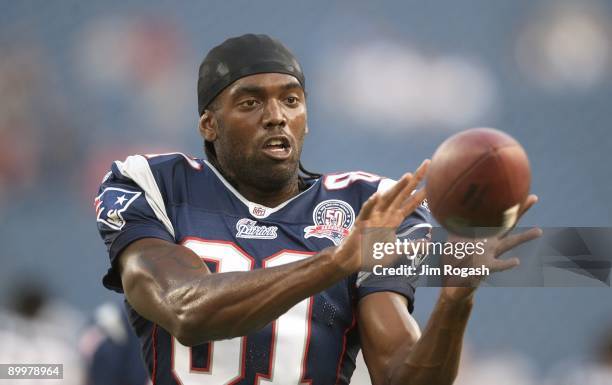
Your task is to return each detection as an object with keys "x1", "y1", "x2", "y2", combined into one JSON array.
[
  {"x1": 171, "y1": 239, "x2": 313, "y2": 385},
  {"x1": 323, "y1": 171, "x2": 380, "y2": 190}
]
